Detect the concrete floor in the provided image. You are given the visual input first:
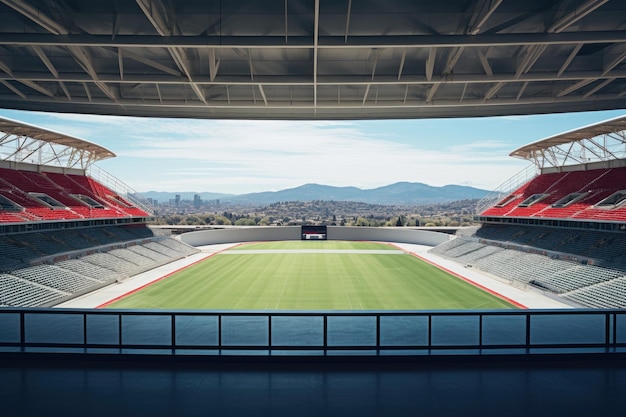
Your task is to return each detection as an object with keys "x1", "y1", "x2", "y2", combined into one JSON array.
[{"x1": 1, "y1": 356, "x2": 626, "y2": 417}]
